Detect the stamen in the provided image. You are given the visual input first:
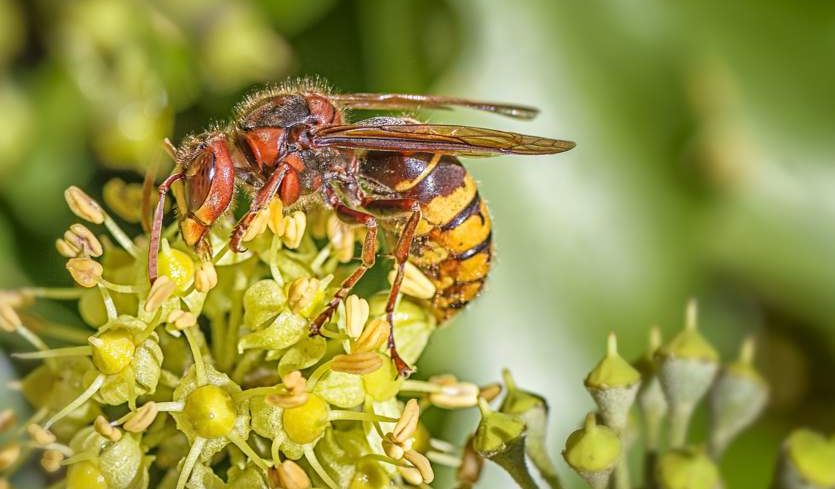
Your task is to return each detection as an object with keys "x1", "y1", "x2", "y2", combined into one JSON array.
[
  {"x1": 21, "y1": 287, "x2": 84, "y2": 301},
  {"x1": 269, "y1": 234, "x2": 285, "y2": 286},
  {"x1": 14, "y1": 325, "x2": 50, "y2": 352},
  {"x1": 43, "y1": 373, "x2": 105, "y2": 430},
  {"x1": 328, "y1": 411, "x2": 398, "y2": 423},
  {"x1": 103, "y1": 215, "x2": 140, "y2": 258},
  {"x1": 97, "y1": 284, "x2": 118, "y2": 320},
  {"x1": 400, "y1": 380, "x2": 443, "y2": 394},
  {"x1": 303, "y1": 444, "x2": 338, "y2": 489},
  {"x1": 175, "y1": 436, "x2": 207, "y2": 489},
  {"x1": 227, "y1": 432, "x2": 270, "y2": 471},
  {"x1": 12, "y1": 345, "x2": 92, "y2": 360},
  {"x1": 99, "y1": 279, "x2": 138, "y2": 295},
  {"x1": 183, "y1": 327, "x2": 208, "y2": 386},
  {"x1": 427, "y1": 450, "x2": 463, "y2": 467}
]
